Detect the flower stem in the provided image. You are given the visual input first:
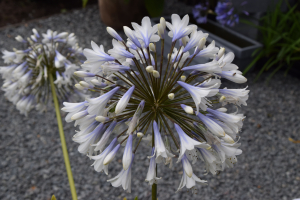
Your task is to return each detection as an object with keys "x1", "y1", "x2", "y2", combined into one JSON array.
[
  {"x1": 152, "y1": 125, "x2": 157, "y2": 200},
  {"x1": 49, "y1": 74, "x2": 78, "y2": 200},
  {"x1": 152, "y1": 178, "x2": 157, "y2": 200}
]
